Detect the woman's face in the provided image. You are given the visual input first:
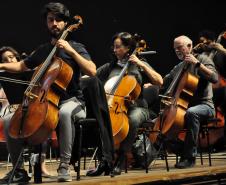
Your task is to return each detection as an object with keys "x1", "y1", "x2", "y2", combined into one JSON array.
[
  {"x1": 1, "y1": 51, "x2": 18, "y2": 63},
  {"x1": 113, "y1": 38, "x2": 129, "y2": 60}
]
